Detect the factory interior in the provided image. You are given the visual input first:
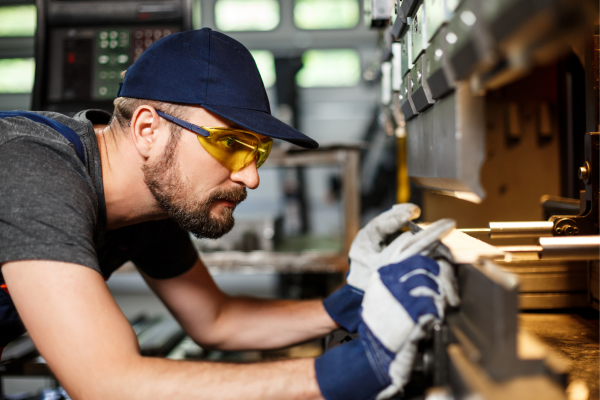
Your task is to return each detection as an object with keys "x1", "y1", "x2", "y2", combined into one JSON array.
[{"x1": 0, "y1": 0, "x2": 598, "y2": 399}]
